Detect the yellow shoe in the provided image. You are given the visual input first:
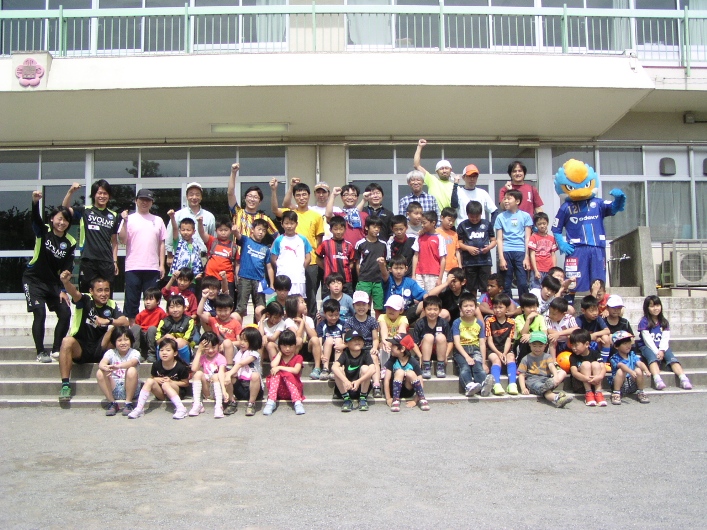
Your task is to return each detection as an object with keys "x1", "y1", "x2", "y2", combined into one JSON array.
[
  {"x1": 492, "y1": 383, "x2": 505, "y2": 396},
  {"x1": 507, "y1": 383, "x2": 519, "y2": 395}
]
